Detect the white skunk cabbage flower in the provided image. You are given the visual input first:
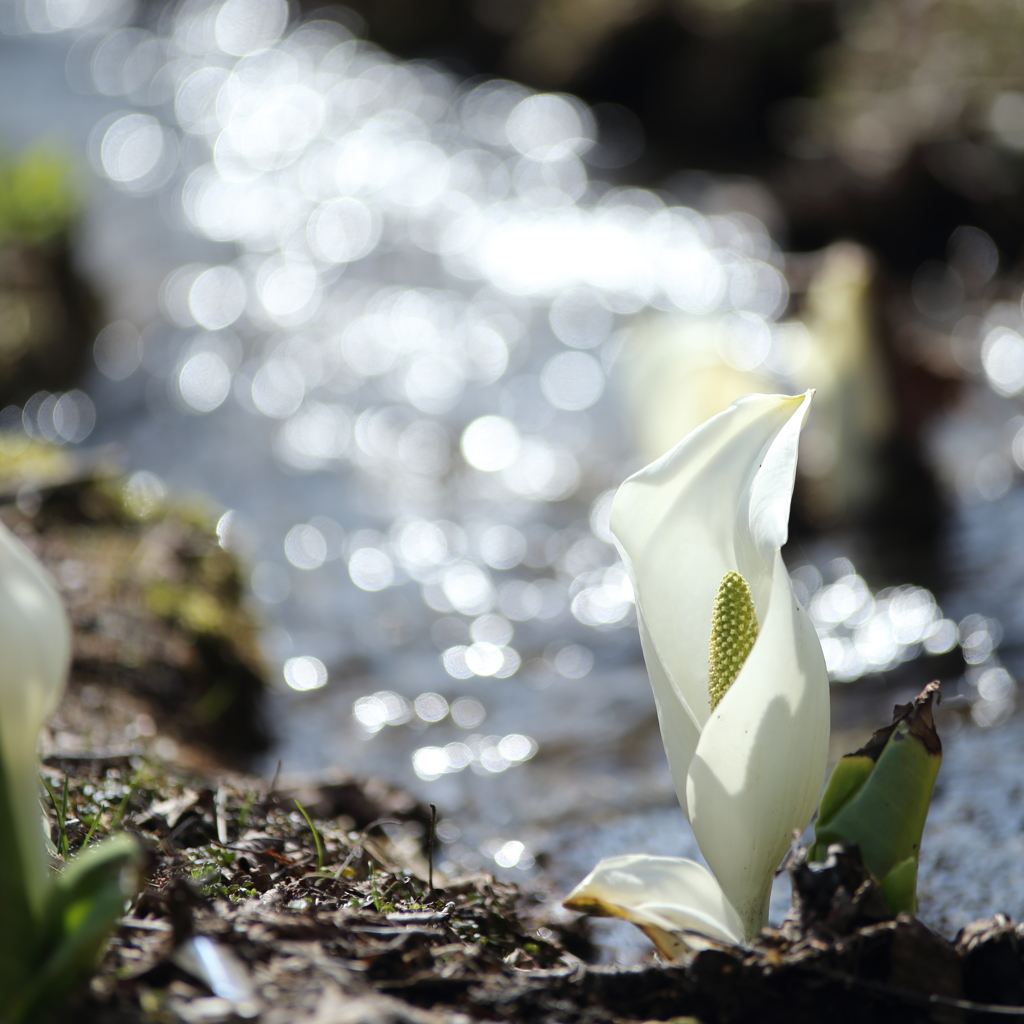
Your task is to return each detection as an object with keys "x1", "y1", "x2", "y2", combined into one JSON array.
[
  {"x1": 565, "y1": 392, "x2": 829, "y2": 951},
  {"x1": 0, "y1": 521, "x2": 141, "y2": 1022},
  {"x1": 0, "y1": 521, "x2": 71, "y2": 914}
]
